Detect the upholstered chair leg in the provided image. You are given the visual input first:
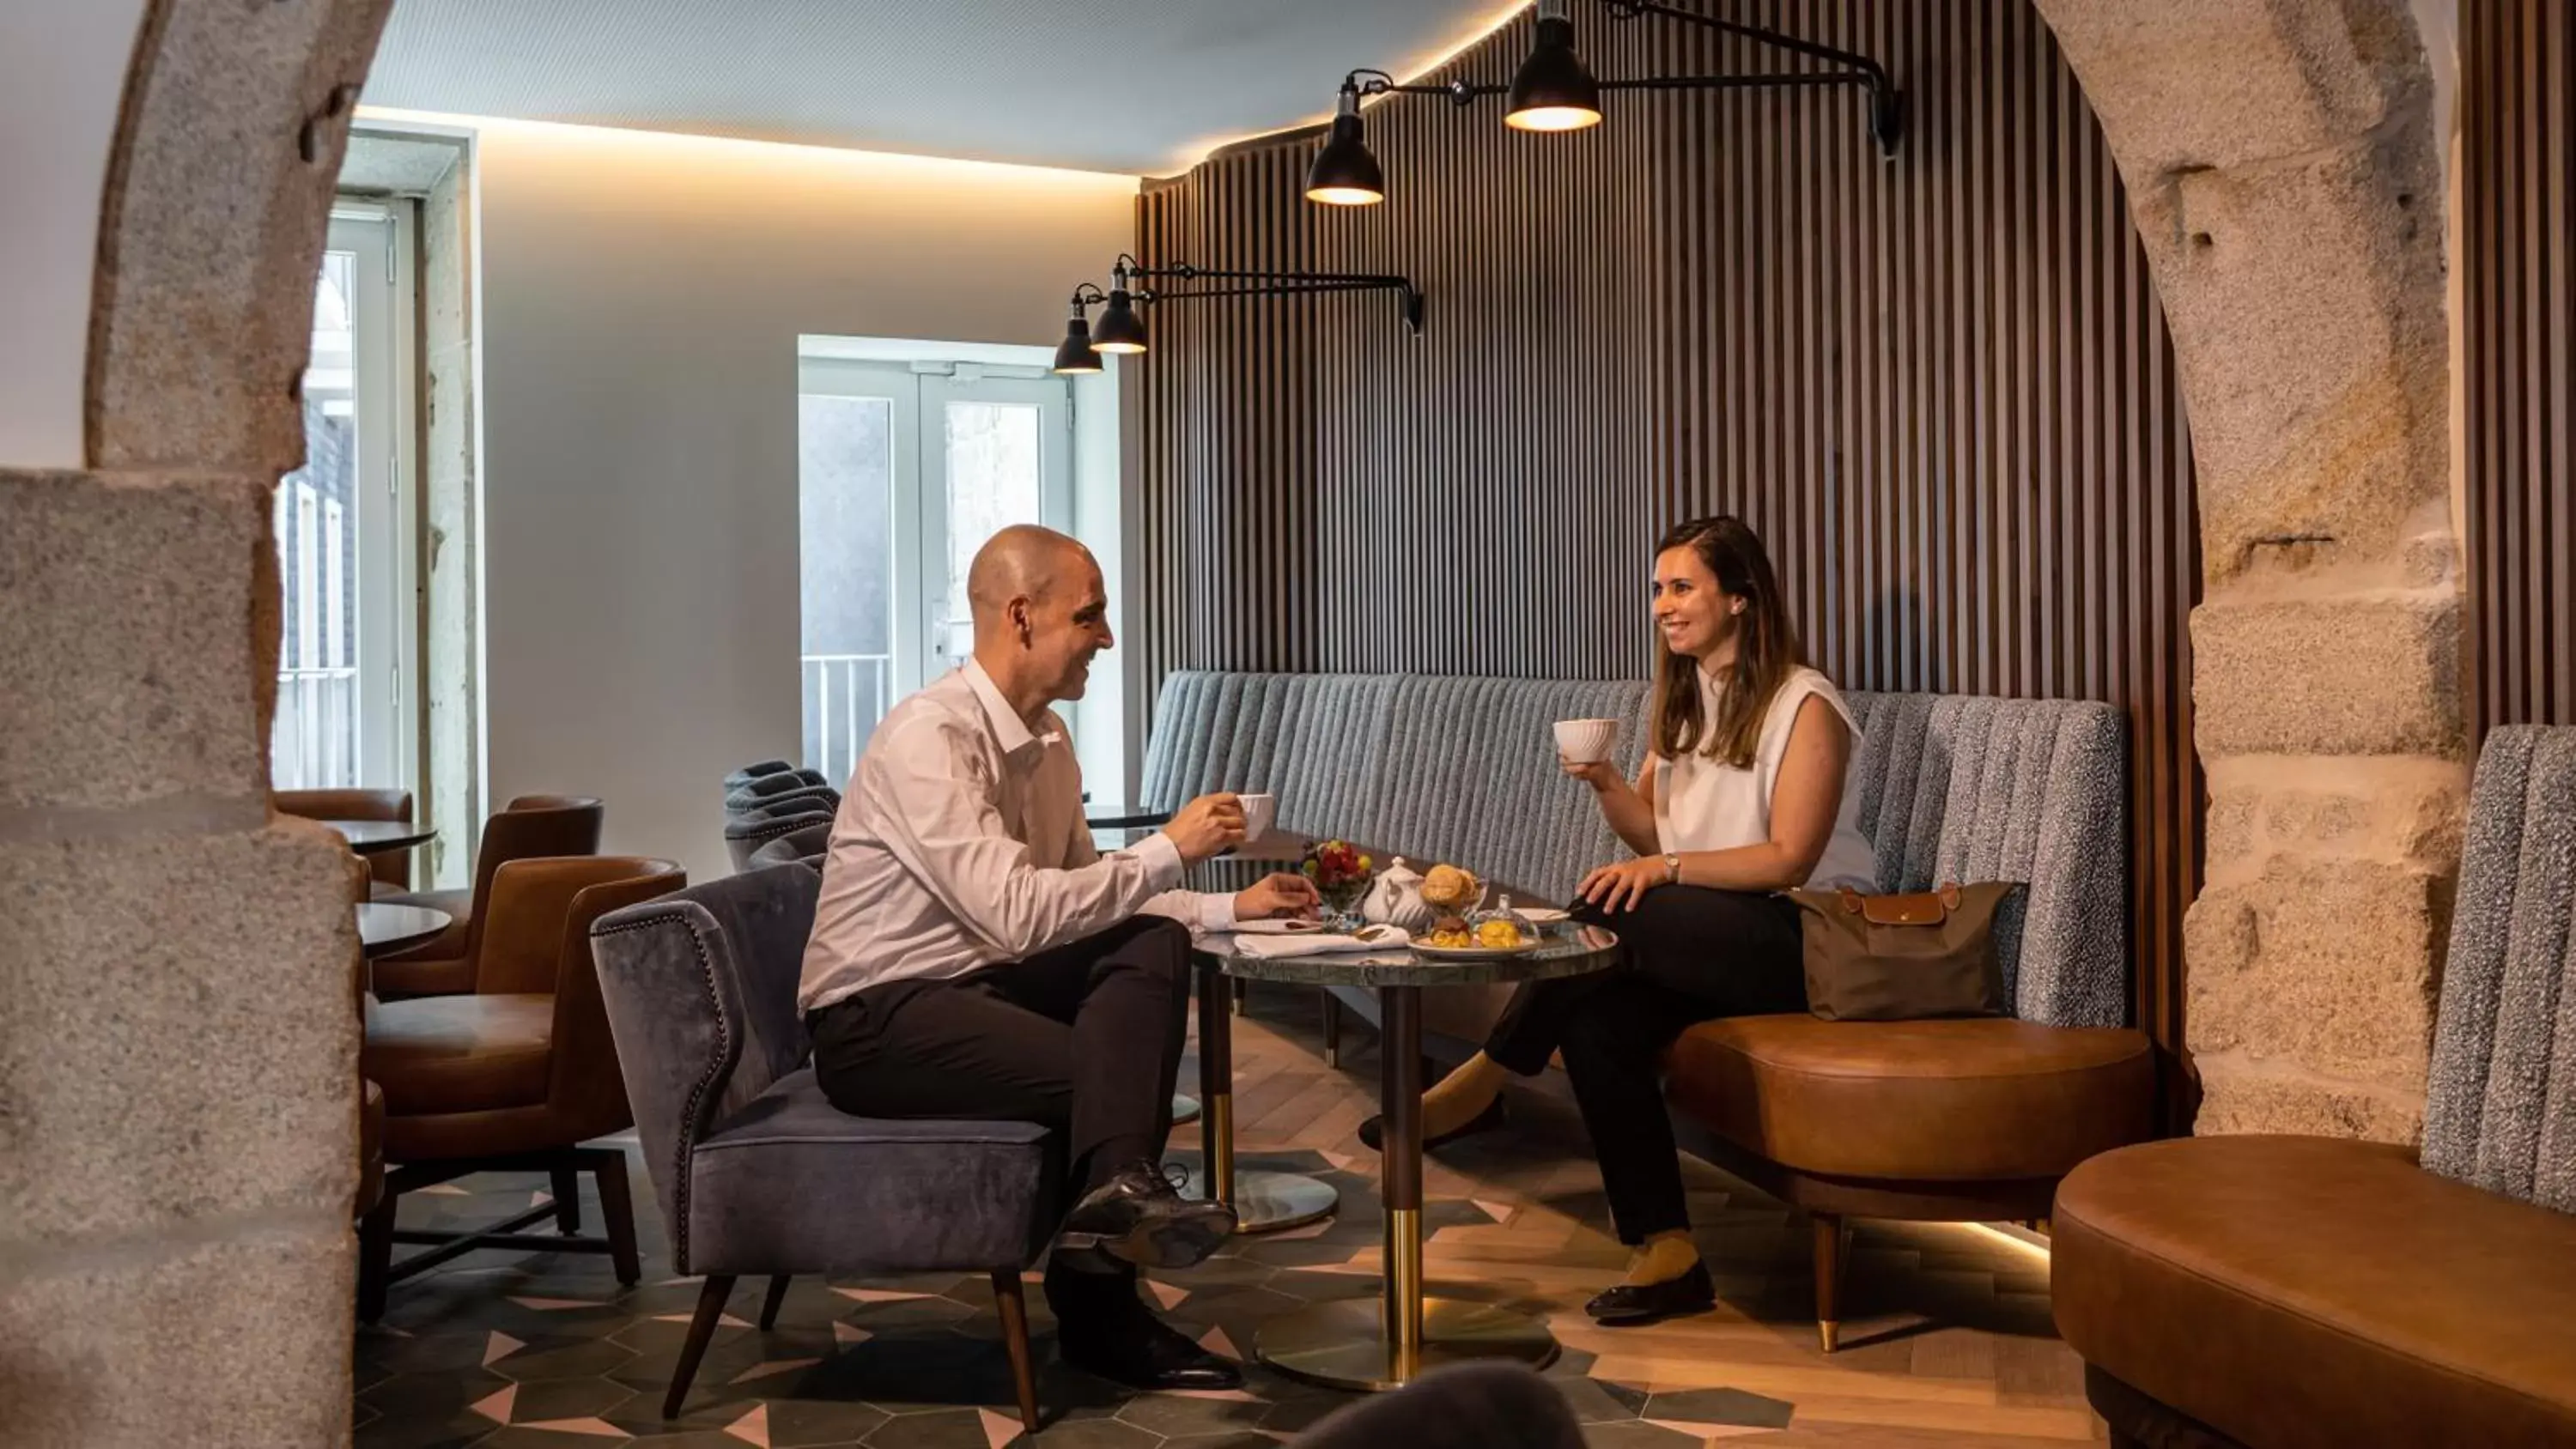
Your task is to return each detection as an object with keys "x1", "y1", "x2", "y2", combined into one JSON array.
[
  {"x1": 665, "y1": 1276, "x2": 738, "y2": 1418},
  {"x1": 592, "y1": 1150, "x2": 643, "y2": 1285},
  {"x1": 1812, "y1": 1212, "x2": 1847, "y2": 1354},
  {"x1": 990, "y1": 1268, "x2": 1042, "y2": 1435},
  {"x1": 550, "y1": 1162, "x2": 582, "y2": 1234},
  {"x1": 356, "y1": 1194, "x2": 398, "y2": 1324},
  {"x1": 1321, "y1": 989, "x2": 1341, "y2": 1068},
  {"x1": 757, "y1": 1275, "x2": 793, "y2": 1331}
]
